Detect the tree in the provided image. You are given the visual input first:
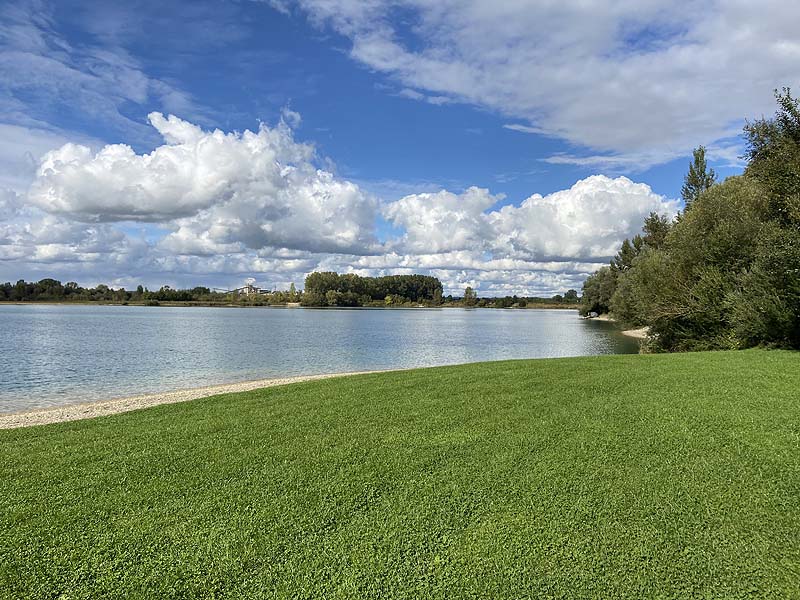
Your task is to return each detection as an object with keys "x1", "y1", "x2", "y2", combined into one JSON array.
[
  {"x1": 743, "y1": 87, "x2": 800, "y2": 226},
  {"x1": 641, "y1": 212, "x2": 672, "y2": 250},
  {"x1": 731, "y1": 227, "x2": 800, "y2": 348},
  {"x1": 580, "y1": 267, "x2": 617, "y2": 316},
  {"x1": 611, "y1": 238, "x2": 639, "y2": 272},
  {"x1": 325, "y1": 290, "x2": 341, "y2": 306},
  {"x1": 463, "y1": 286, "x2": 477, "y2": 307},
  {"x1": 681, "y1": 145, "x2": 716, "y2": 211},
  {"x1": 630, "y1": 177, "x2": 771, "y2": 350}
]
